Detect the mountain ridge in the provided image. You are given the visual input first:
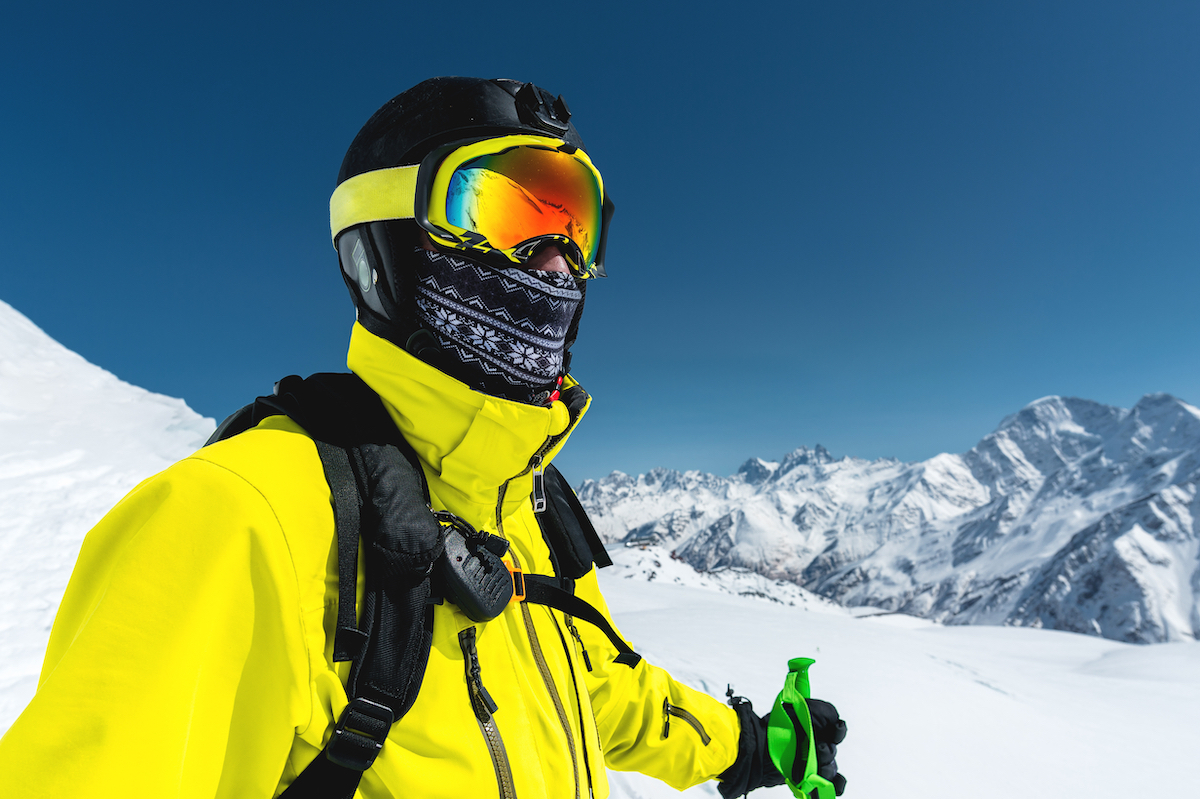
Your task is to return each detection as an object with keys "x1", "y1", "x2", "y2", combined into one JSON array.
[{"x1": 578, "y1": 393, "x2": 1200, "y2": 644}]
